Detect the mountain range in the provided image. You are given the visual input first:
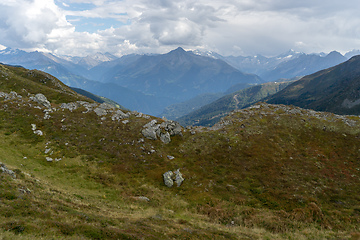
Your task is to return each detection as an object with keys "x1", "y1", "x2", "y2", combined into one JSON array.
[
  {"x1": 179, "y1": 53, "x2": 360, "y2": 127},
  {"x1": 266, "y1": 55, "x2": 360, "y2": 115},
  {"x1": 0, "y1": 47, "x2": 357, "y2": 118}
]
